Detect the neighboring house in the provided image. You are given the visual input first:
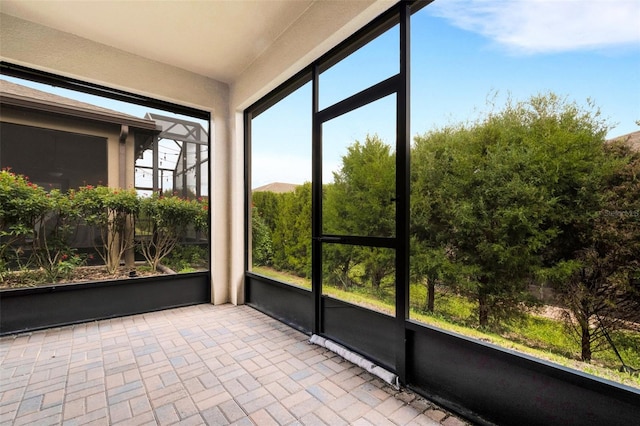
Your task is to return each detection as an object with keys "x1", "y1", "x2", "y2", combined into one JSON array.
[
  {"x1": 252, "y1": 182, "x2": 298, "y2": 193},
  {"x1": 0, "y1": 79, "x2": 159, "y2": 191},
  {"x1": 1, "y1": 79, "x2": 160, "y2": 252},
  {"x1": 609, "y1": 130, "x2": 640, "y2": 152}
]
